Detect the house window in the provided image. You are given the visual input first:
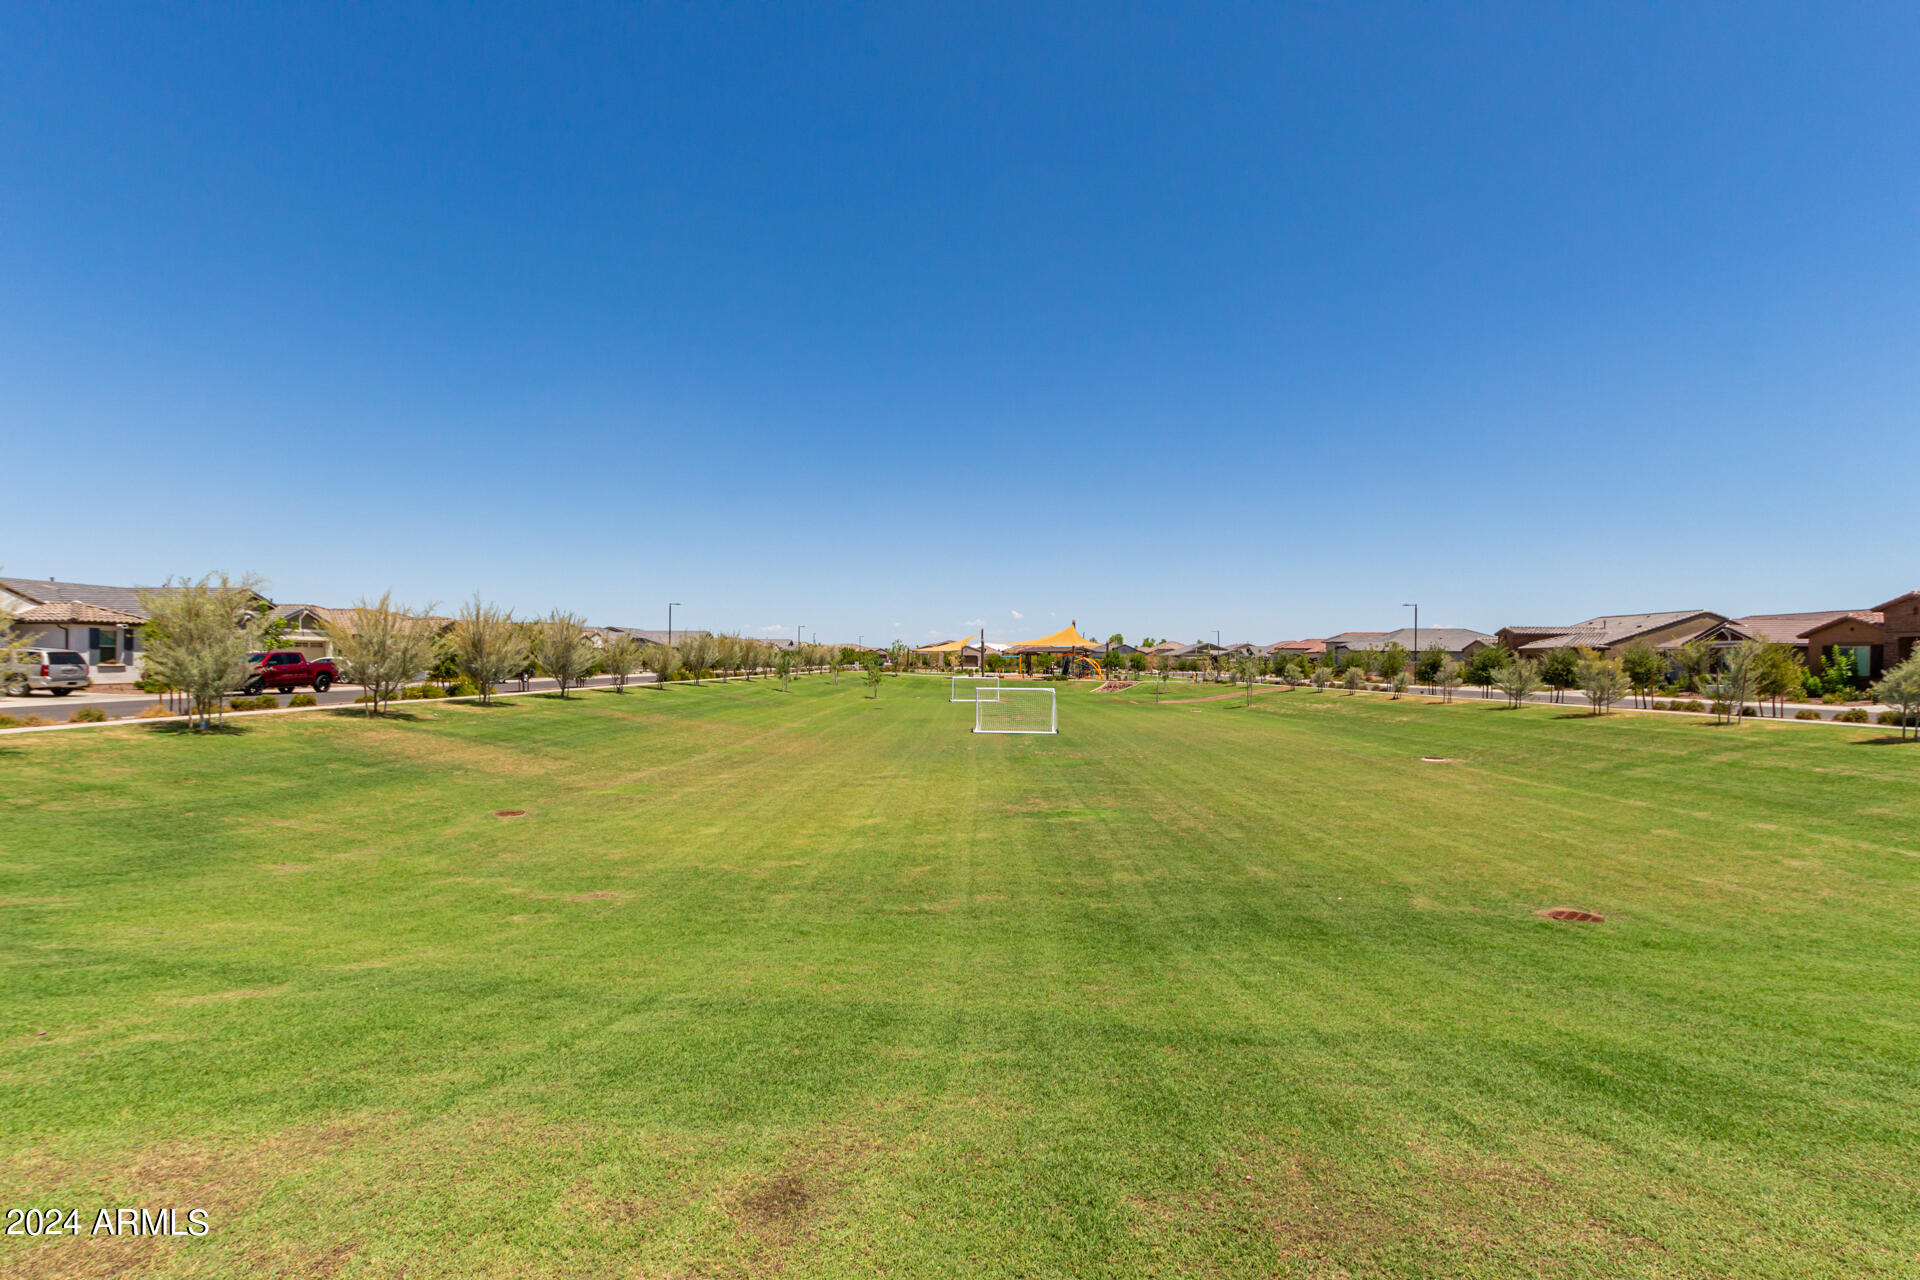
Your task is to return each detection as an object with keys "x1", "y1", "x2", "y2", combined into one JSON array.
[{"x1": 91, "y1": 627, "x2": 120, "y2": 665}]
